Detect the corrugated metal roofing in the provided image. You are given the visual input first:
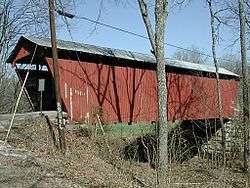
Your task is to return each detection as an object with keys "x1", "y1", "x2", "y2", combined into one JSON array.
[{"x1": 23, "y1": 36, "x2": 238, "y2": 77}]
